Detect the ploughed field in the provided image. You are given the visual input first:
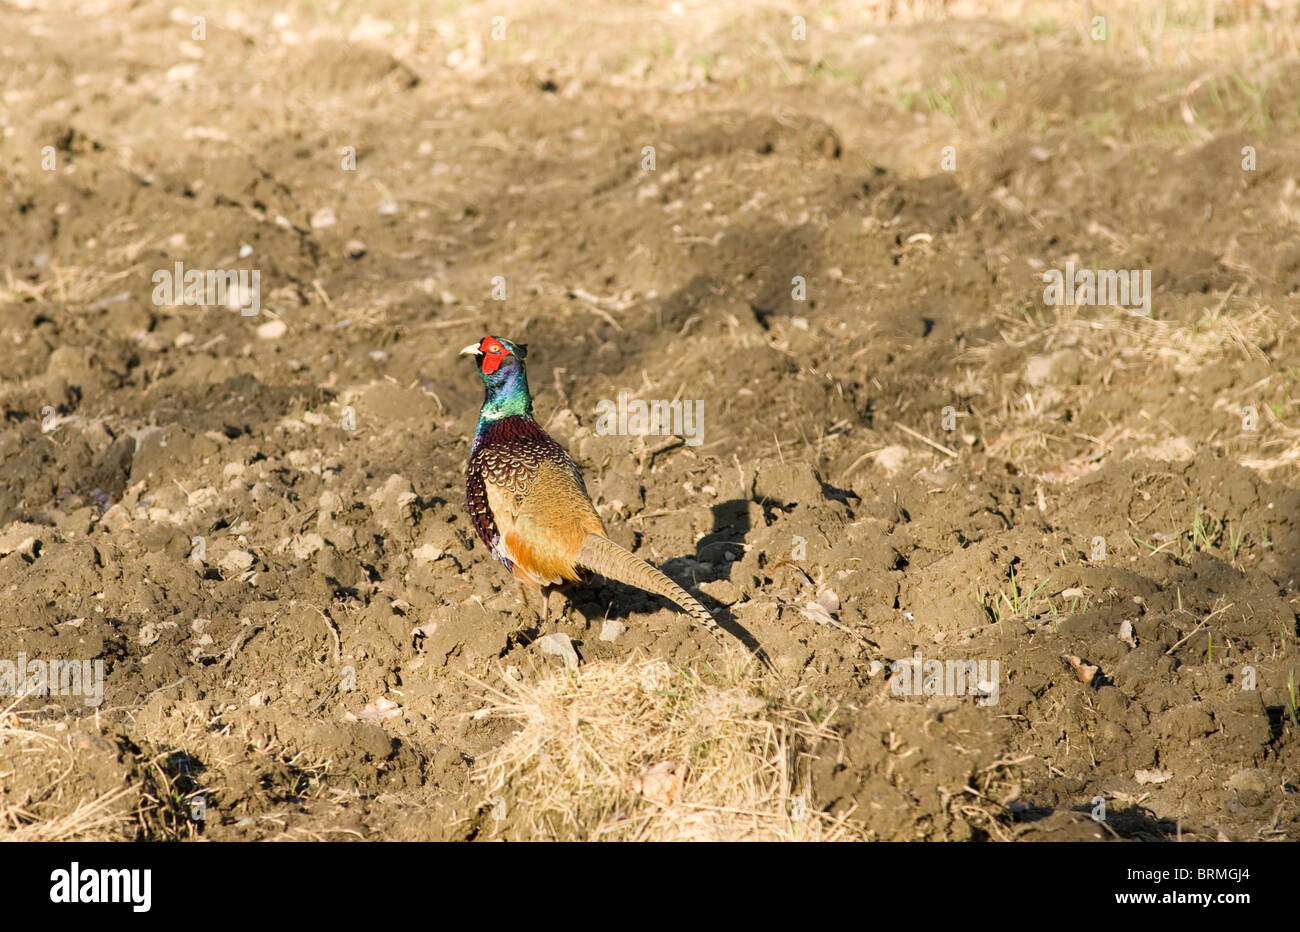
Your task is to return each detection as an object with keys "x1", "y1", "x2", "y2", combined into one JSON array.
[{"x1": 0, "y1": 0, "x2": 1297, "y2": 840}]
